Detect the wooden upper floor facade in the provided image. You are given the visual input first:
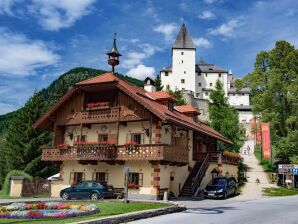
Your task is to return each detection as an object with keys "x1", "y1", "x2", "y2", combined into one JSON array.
[{"x1": 34, "y1": 73, "x2": 232, "y2": 166}]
